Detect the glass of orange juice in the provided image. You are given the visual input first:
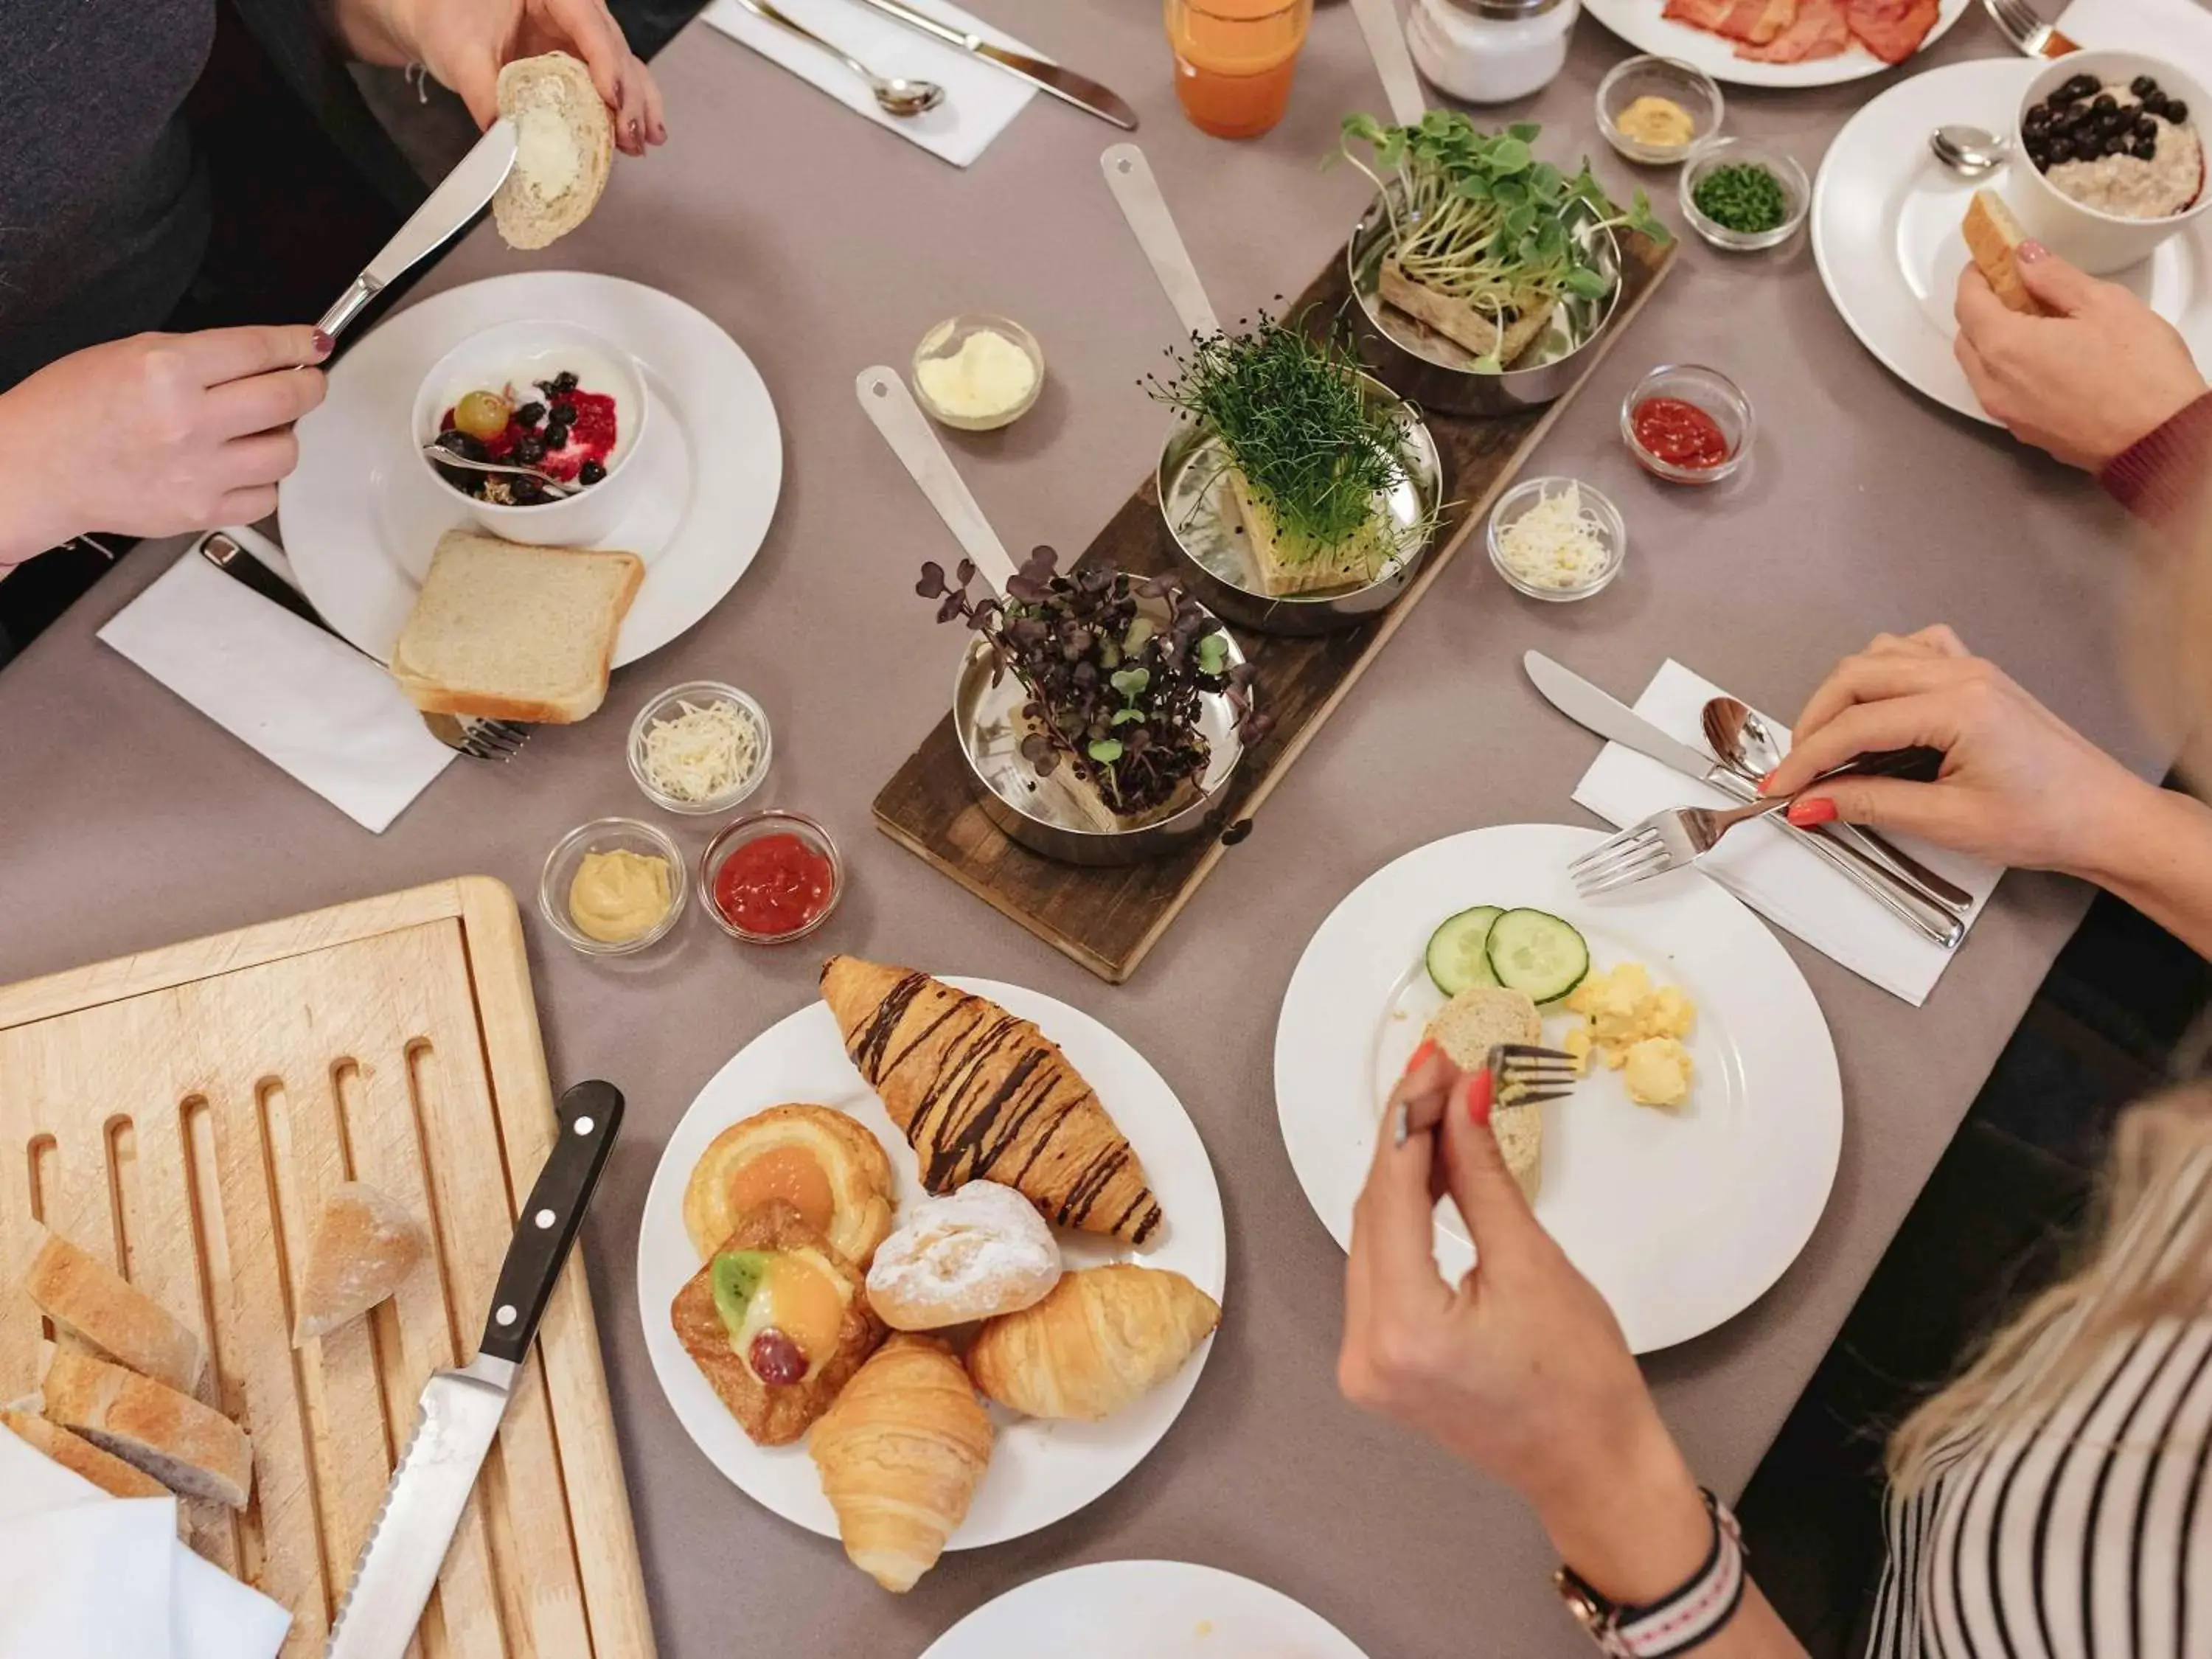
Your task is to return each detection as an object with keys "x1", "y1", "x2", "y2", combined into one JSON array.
[{"x1": 1164, "y1": 0, "x2": 1315, "y2": 140}]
